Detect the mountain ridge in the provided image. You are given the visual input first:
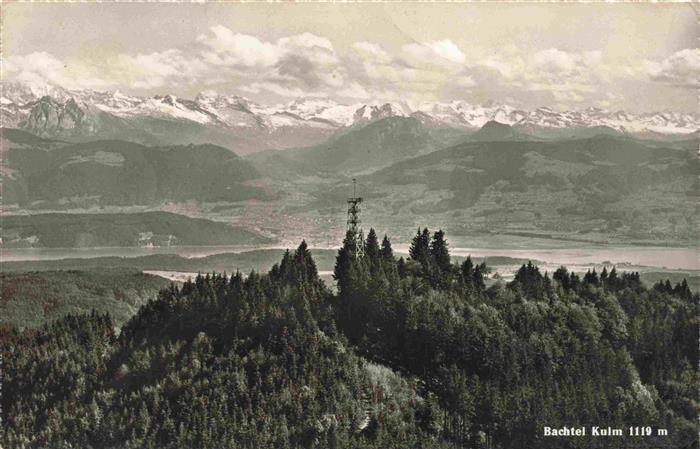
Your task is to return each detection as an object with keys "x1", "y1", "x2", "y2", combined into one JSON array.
[
  {"x1": 2, "y1": 82, "x2": 697, "y2": 154},
  {"x1": 1, "y1": 131, "x2": 272, "y2": 208}
]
